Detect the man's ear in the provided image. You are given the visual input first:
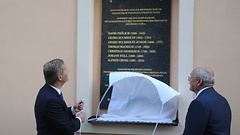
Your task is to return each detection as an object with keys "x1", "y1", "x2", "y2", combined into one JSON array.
[
  {"x1": 197, "y1": 78, "x2": 203, "y2": 86},
  {"x1": 58, "y1": 75, "x2": 62, "y2": 81}
]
